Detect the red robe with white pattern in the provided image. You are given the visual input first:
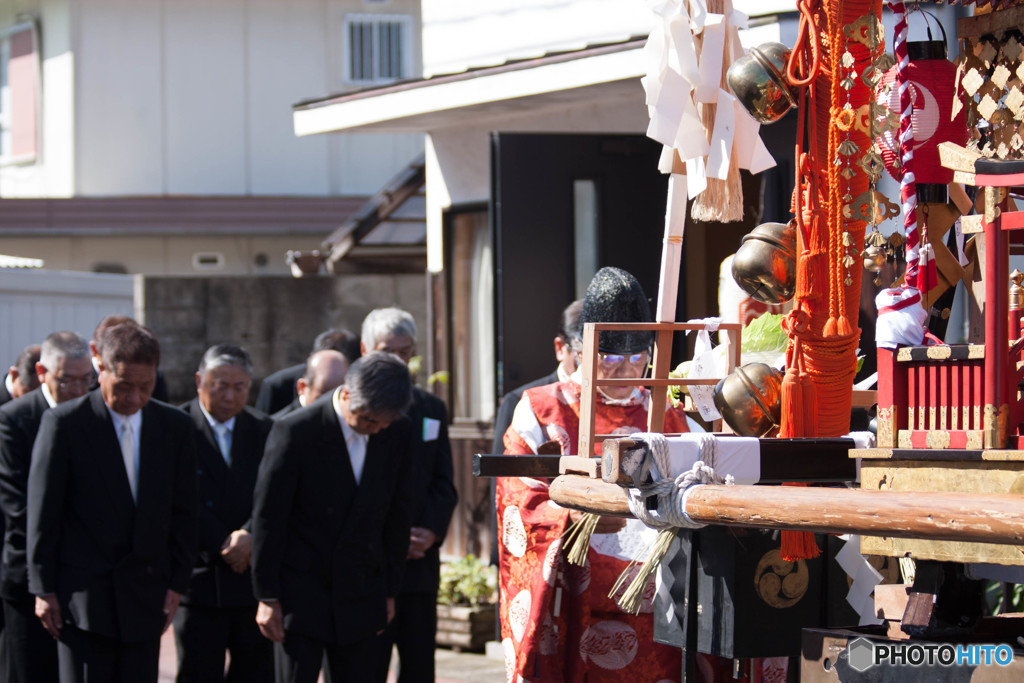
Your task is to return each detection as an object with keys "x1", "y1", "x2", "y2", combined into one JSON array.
[{"x1": 498, "y1": 379, "x2": 689, "y2": 683}]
